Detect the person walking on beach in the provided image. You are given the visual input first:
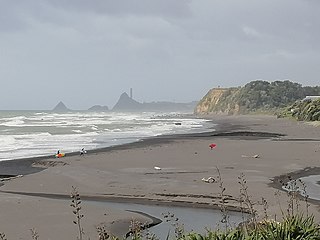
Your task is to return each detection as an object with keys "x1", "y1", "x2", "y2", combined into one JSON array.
[{"x1": 80, "y1": 148, "x2": 86, "y2": 156}]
